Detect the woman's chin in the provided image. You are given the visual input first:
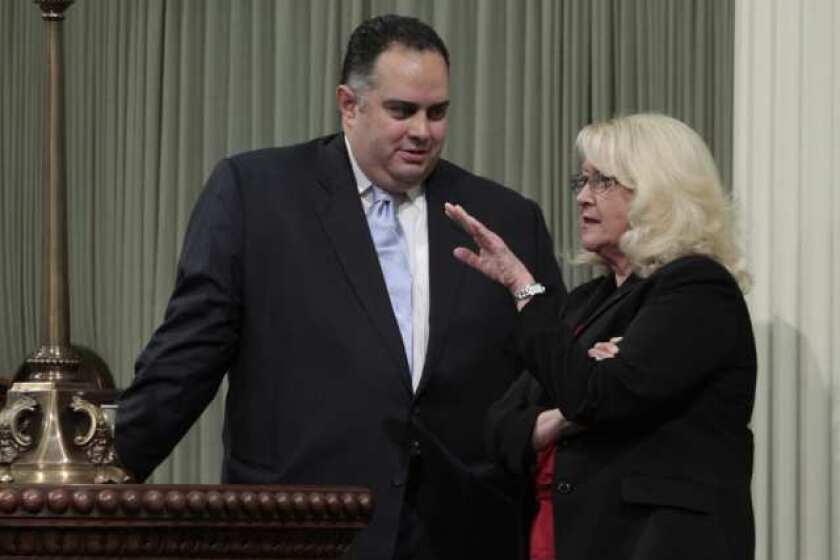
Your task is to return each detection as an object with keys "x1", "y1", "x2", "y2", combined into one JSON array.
[{"x1": 579, "y1": 237, "x2": 602, "y2": 254}]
